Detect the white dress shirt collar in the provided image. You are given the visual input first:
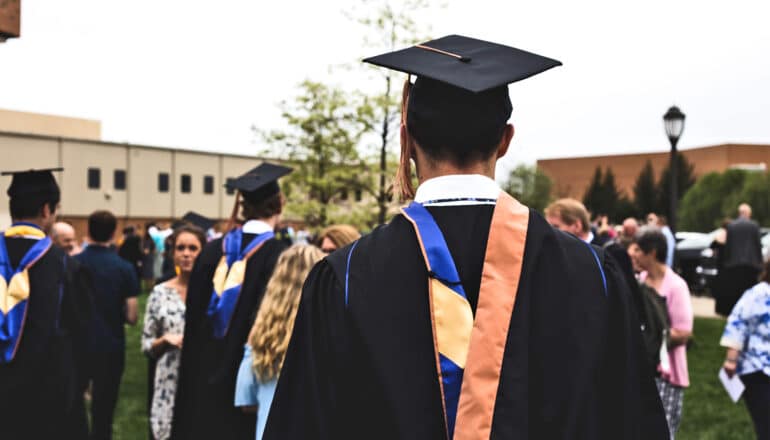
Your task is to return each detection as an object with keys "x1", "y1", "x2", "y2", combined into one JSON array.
[
  {"x1": 414, "y1": 174, "x2": 501, "y2": 206},
  {"x1": 242, "y1": 219, "x2": 274, "y2": 235}
]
